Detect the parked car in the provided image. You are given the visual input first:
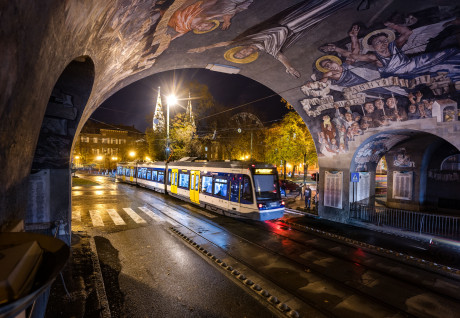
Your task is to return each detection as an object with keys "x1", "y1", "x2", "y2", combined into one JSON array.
[{"x1": 280, "y1": 180, "x2": 301, "y2": 192}]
